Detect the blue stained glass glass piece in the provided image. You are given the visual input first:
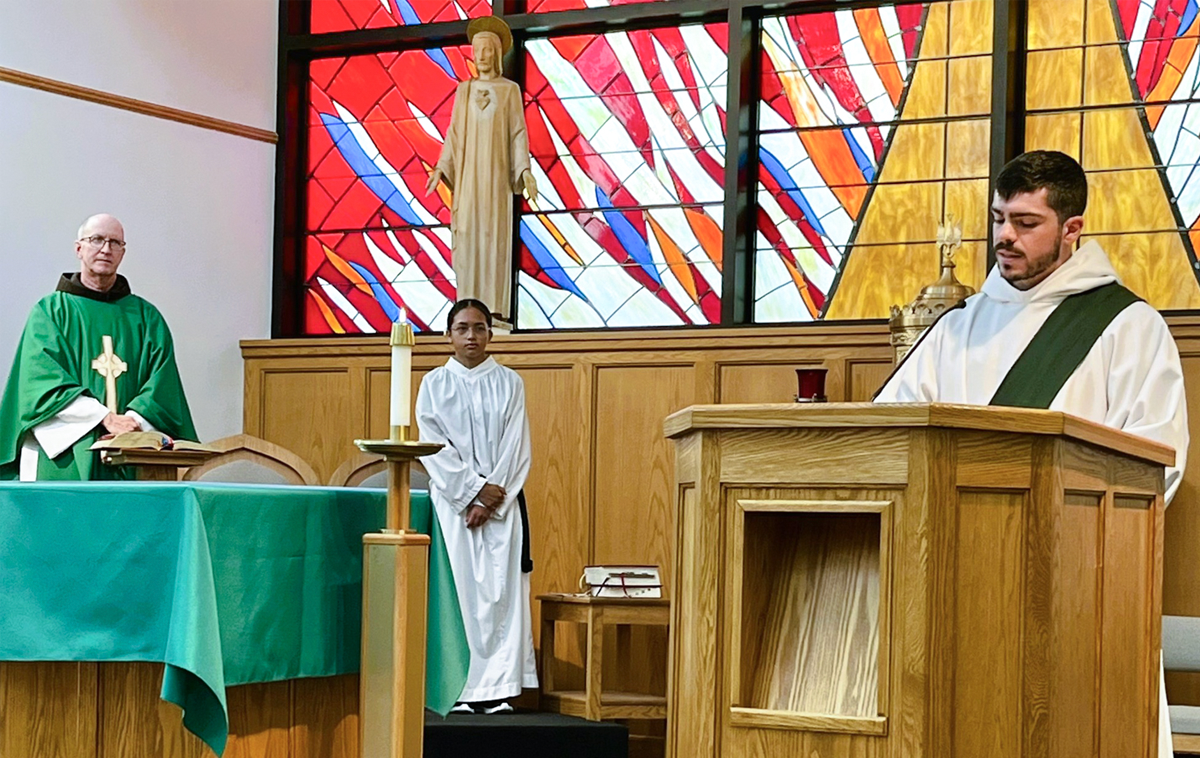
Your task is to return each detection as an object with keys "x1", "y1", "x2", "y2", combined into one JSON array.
[
  {"x1": 320, "y1": 112, "x2": 424, "y2": 227},
  {"x1": 758, "y1": 147, "x2": 829, "y2": 238},
  {"x1": 349, "y1": 260, "x2": 403, "y2": 321},
  {"x1": 518, "y1": 220, "x2": 590, "y2": 300},
  {"x1": 594, "y1": 186, "x2": 664, "y2": 285}
]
